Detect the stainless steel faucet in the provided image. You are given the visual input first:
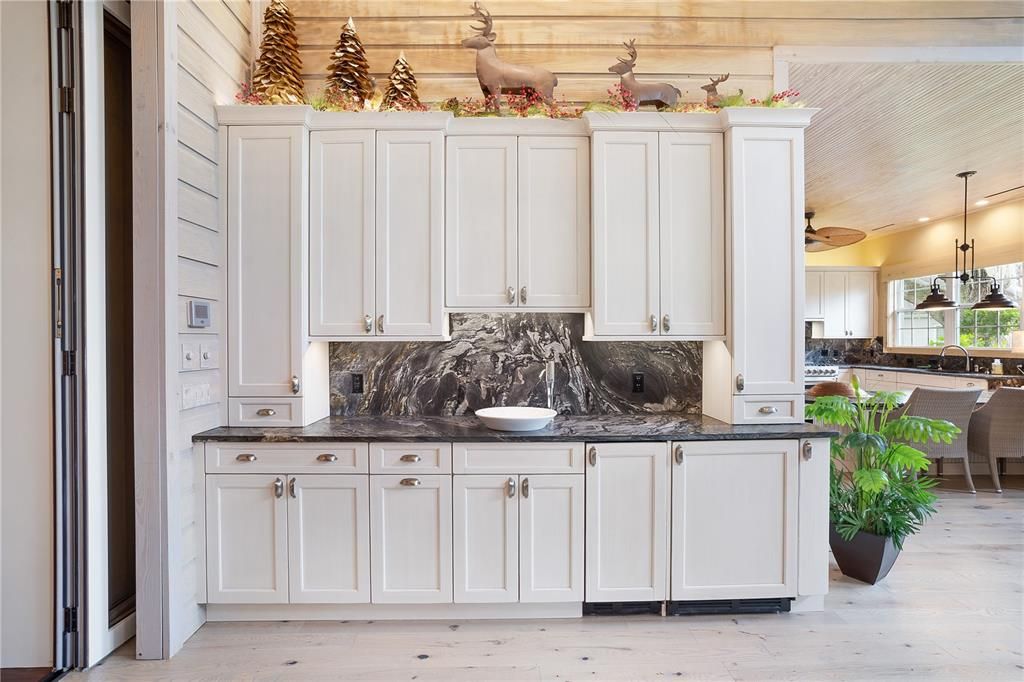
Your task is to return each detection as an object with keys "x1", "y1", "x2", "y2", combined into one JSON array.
[
  {"x1": 938, "y1": 344, "x2": 971, "y2": 372},
  {"x1": 540, "y1": 359, "x2": 556, "y2": 410}
]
